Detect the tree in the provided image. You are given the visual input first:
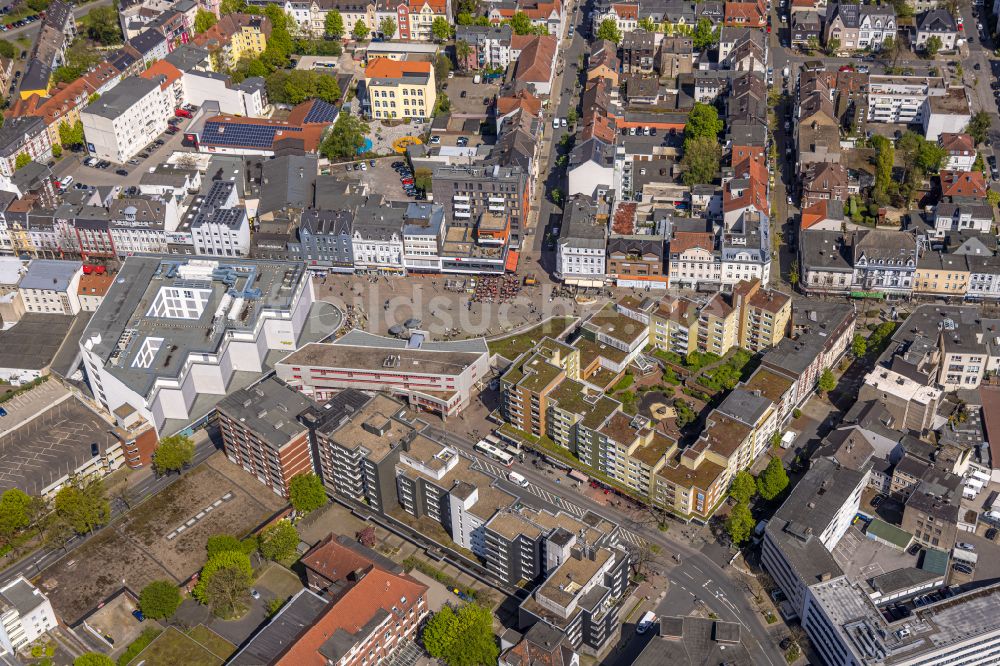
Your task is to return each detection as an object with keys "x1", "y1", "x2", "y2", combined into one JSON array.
[
  {"x1": 139, "y1": 580, "x2": 181, "y2": 620},
  {"x1": 566, "y1": 108, "x2": 577, "y2": 124},
  {"x1": 0, "y1": 489, "x2": 35, "y2": 545},
  {"x1": 14, "y1": 153, "x2": 30, "y2": 170},
  {"x1": 0, "y1": 40, "x2": 15, "y2": 59},
  {"x1": 924, "y1": 35, "x2": 942, "y2": 57},
  {"x1": 431, "y1": 16, "x2": 453, "y2": 41},
  {"x1": 59, "y1": 120, "x2": 84, "y2": 148},
  {"x1": 455, "y1": 39, "x2": 472, "y2": 70},
  {"x1": 852, "y1": 333, "x2": 868, "y2": 359},
  {"x1": 551, "y1": 188, "x2": 563, "y2": 205},
  {"x1": 691, "y1": 18, "x2": 719, "y2": 50},
  {"x1": 266, "y1": 69, "x2": 341, "y2": 105},
  {"x1": 509, "y1": 11, "x2": 535, "y2": 35},
  {"x1": 817, "y1": 367, "x2": 836, "y2": 396},
  {"x1": 221, "y1": 0, "x2": 247, "y2": 11},
  {"x1": 352, "y1": 18, "x2": 369, "y2": 41},
  {"x1": 756, "y1": 457, "x2": 790, "y2": 501},
  {"x1": 325, "y1": 10, "x2": 344, "y2": 38},
  {"x1": 434, "y1": 53, "x2": 452, "y2": 90},
  {"x1": 683, "y1": 102, "x2": 723, "y2": 147},
  {"x1": 356, "y1": 526, "x2": 377, "y2": 547},
  {"x1": 825, "y1": 37, "x2": 841, "y2": 56},
  {"x1": 892, "y1": 0, "x2": 914, "y2": 19},
  {"x1": 988, "y1": 189, "x2": 1000, "y2": 208},
  {"x1": 194, "y1": 9, "x2": 218, "y2": 34},
  {"x1": 53, "y1": 478, "x2": 109, "y2": 535},
  {"x1": 871, "y1": 135, "x2": 894, "y2": 206},
  {"x1": 681, "y1": 135, "x2": 721, "y2": 186},
  {"x1": 289, "y1": 473, "x2": 327, "y2": 513},
  {"x1": 806, "y1": 35, "x2": 820, "y2": 54},
  {"x1": 789, "y1": 259, "x2": 800, "y2": 287},
  {"x1": 638, "y1": 17, "x2": 656, "y2": 32},
  {"x1": 725, "y1": 502, "x2": 754, "y2": 545},
  {"x1": 152, "y1": 434, "x2": 195, "y2": 476},
  {"x1": 379, "y1": 16, "x2": 396, "y2": 39},
  {"x1": 596, "y1": 18, "x2": 622, "y2": 44},
  {"x1": 258, "y1": 520, "x2": 298, "y2": 562},
  {"x1": 85, "y1": 5, "x2": 122, "y2": 45},
  {"x1": 193, "y1": 549, "x2": 253, "y2": 615},
  {"x1": 422, "y1": 603, "x2": 498, "y2": 666},
  {"x1": 74, "y1": 654, "x2": 114, "y2": 666},
  {"x1": 966, "y1": 111, "x2": 992, "y2": 145},
  {"x1": 729, "y1": 470, "x2": 757, "y2": 504},
  {"x1": 52, "y1": 144, "x2": 63, "y2": 159}
]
